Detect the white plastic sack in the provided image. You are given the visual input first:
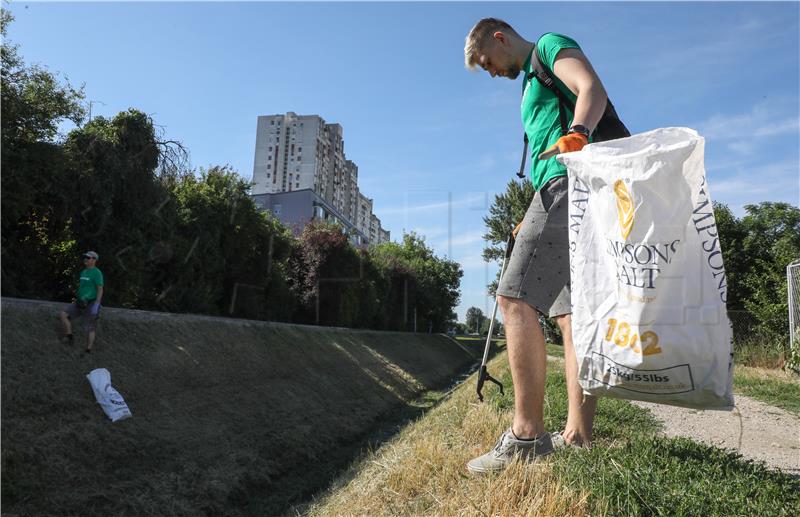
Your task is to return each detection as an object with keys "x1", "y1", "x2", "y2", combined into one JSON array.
[
  {"x1": 558, "y1": 127, "x2": 734, "y2": 410},
  {"x1": 86, "y1": 368, "x2": 132, "y2": 422}
]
